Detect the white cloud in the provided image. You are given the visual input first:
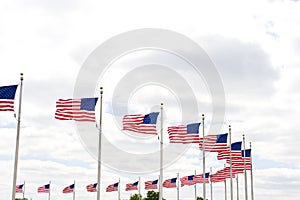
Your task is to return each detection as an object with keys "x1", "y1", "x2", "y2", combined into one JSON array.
[{"x1": 1, "y1": 0, "x2": 300, "y2": 199}]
